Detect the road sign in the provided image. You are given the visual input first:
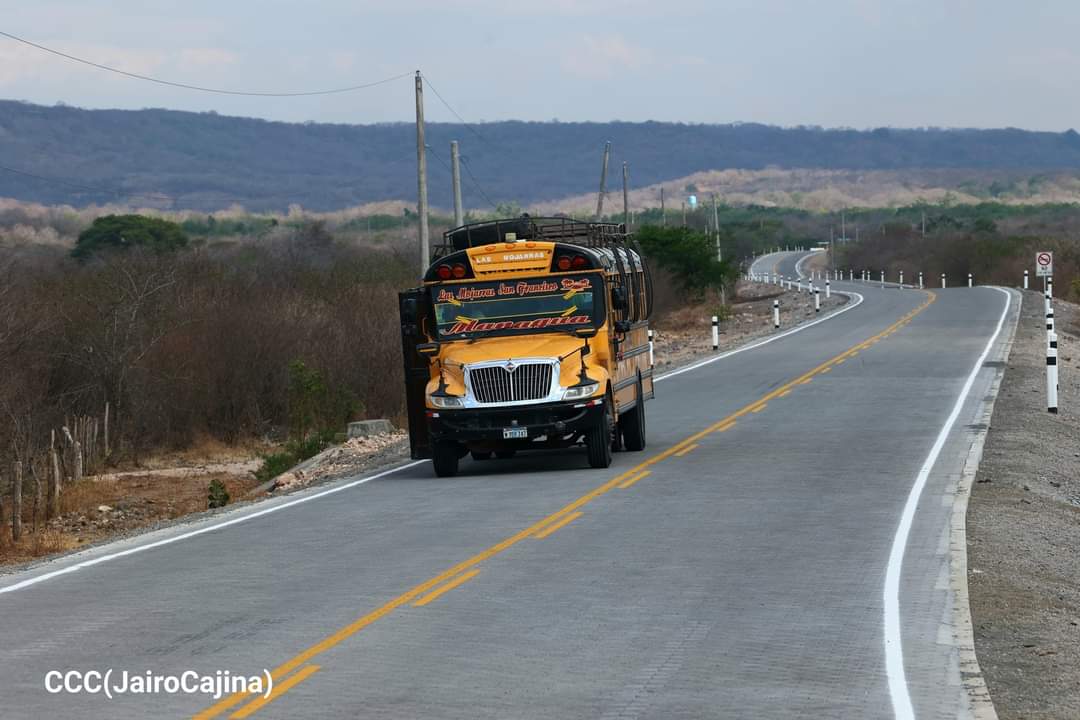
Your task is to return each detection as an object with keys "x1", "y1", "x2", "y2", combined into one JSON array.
[{"x1": 1036, "y1": 251, "x2": 1053, "y2": 277}]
